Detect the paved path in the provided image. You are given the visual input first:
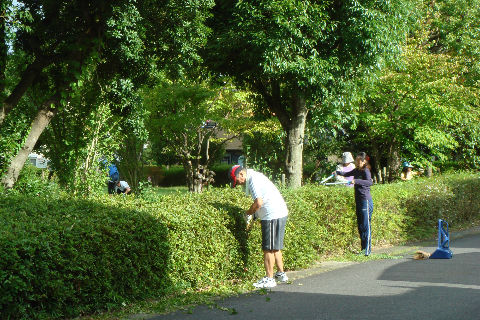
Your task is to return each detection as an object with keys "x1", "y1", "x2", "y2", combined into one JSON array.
[{"x1": 137, "y1": 232, "x2": 480, "y2": 320}]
